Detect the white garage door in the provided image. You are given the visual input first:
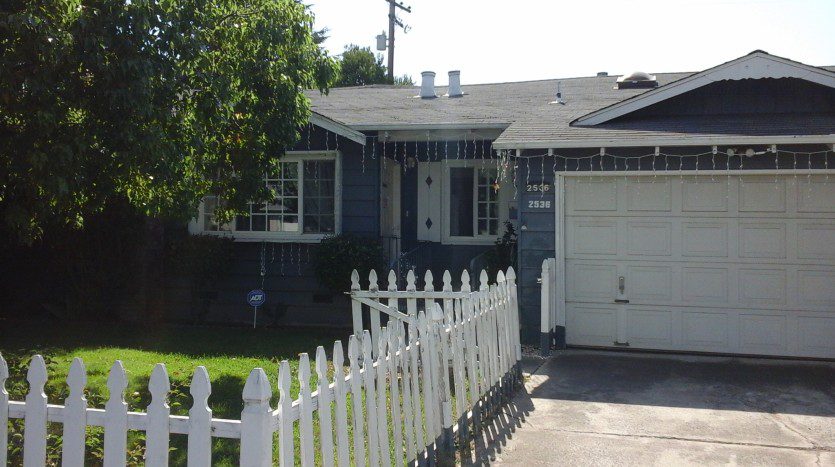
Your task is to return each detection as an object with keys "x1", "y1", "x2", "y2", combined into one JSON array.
[{"x1": 563, "y1": 174, "x2": 835, "y2": 359}]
